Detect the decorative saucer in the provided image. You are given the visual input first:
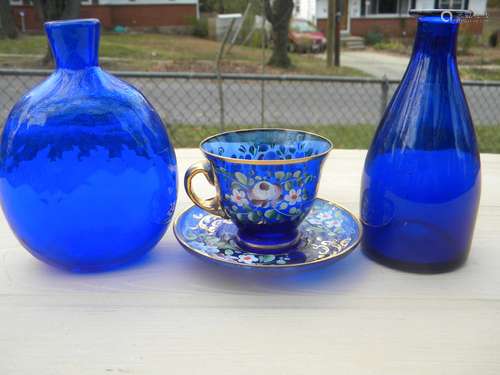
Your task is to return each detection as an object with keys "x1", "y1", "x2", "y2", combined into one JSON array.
[{"x1": 173, "y1": 198, "x2": 362, "y2": 268}]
